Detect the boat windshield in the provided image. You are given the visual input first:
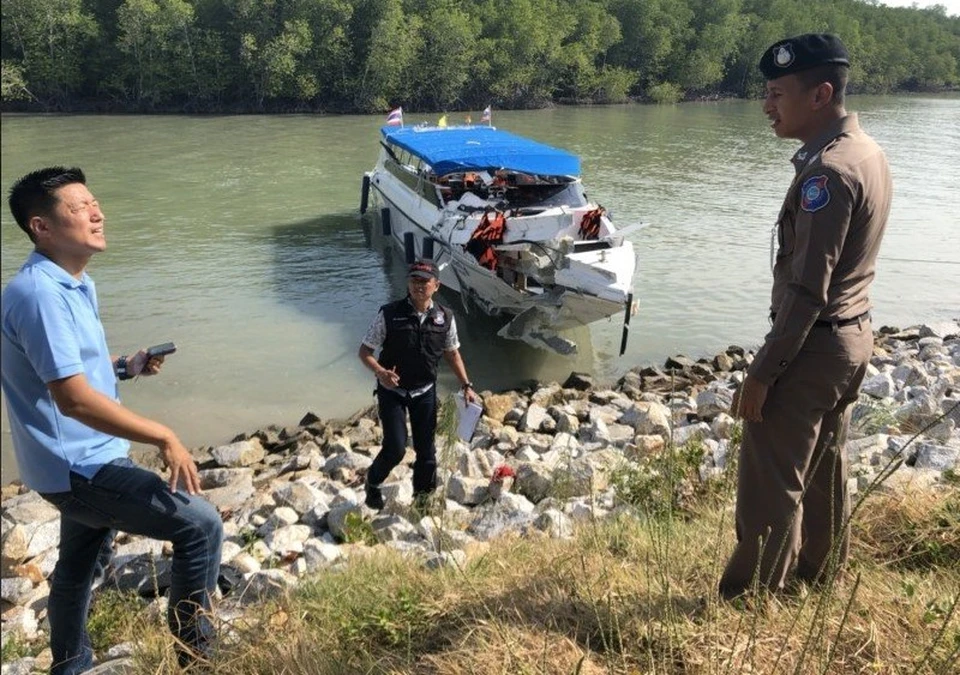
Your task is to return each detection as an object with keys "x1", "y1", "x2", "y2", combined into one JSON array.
[
  {"x1": 434, "y1": 171, "x2": 588, "y2": 209},
  {"x1": 509, "y1": 181, "x2": 588, "y2": 208}
]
